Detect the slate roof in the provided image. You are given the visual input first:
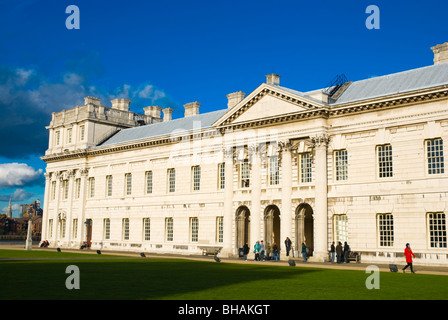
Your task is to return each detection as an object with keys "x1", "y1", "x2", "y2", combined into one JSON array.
[
  {"x1": 330, "y1": 62, "x2": 448, "y2": 105},
  {"x1": 99, "y1": 109, "x2": 228, "y2": 147},
  {"x1": 99, "y1": 62, "x2": 448, "y2": 148}
]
